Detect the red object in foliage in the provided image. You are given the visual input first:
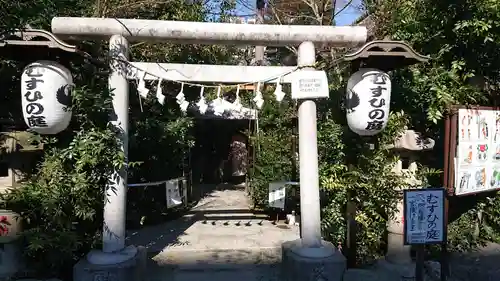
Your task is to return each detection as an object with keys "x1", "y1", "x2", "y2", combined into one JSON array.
[{"x1": 0, "y1": 216, "x2": 10, "y2": 236}]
